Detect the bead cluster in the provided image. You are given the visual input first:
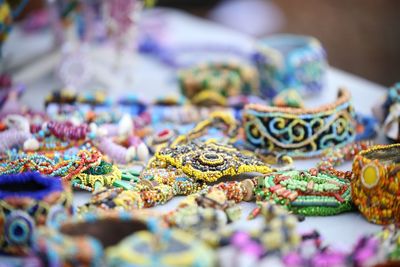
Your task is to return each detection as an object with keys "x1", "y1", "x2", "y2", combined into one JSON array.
[
  {"x1": 352, "y1": 143, "x2": 400, "y2": 225},
  {"x1": 255, "y1": 168, "x2": 353, "y2": 216},
  {"x1": 179, "y1": 61, "x2": 259, "y2": 106}
]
